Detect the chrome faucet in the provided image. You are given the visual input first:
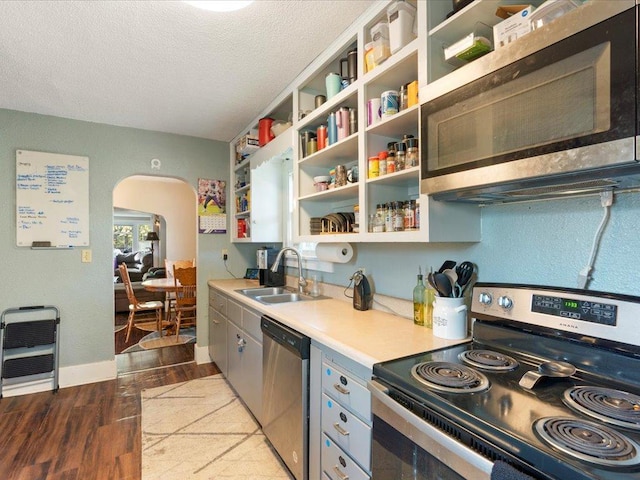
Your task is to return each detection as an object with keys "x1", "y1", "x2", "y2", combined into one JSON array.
[{"x1": 271, "y1": 247, "x2": 307, "y2": 294}]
